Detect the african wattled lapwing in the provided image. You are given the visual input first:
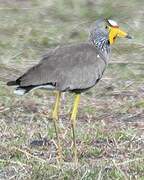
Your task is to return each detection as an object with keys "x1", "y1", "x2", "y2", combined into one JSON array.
[{"x1": 7, "y1": 18, "x2": 132, "y2": 165}]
